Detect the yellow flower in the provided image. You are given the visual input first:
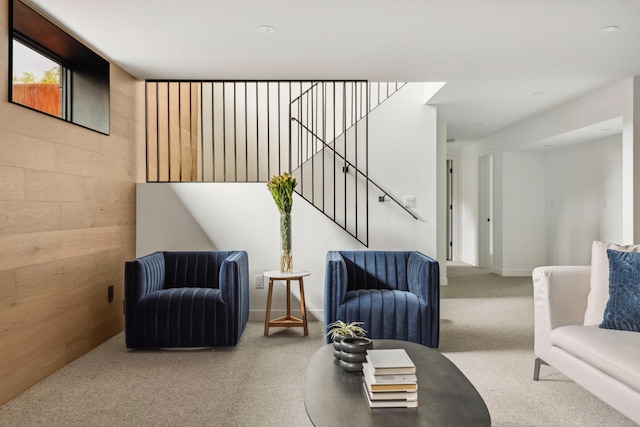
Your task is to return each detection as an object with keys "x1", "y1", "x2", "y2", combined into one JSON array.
[{"x1": 267, "y1": 172, "x2": 298, "y2": 213}]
